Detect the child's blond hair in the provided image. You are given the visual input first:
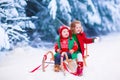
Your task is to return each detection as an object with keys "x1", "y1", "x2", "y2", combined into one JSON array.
[{"x1": 70, "y1": 20, "x2": 83, "y2": 34}]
